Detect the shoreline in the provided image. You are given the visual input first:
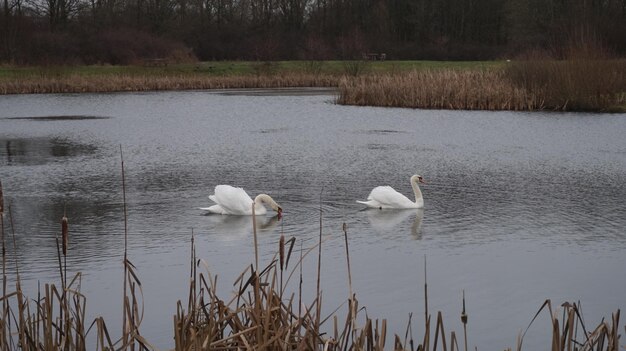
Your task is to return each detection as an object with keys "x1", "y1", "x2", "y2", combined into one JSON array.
[
  {"x1": 1, "y1": 61, "x2": 624, "y2": 112},
  {"x1": 0, "y1": 73, "x2": 341, "y2": 95}
]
